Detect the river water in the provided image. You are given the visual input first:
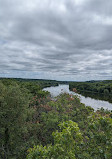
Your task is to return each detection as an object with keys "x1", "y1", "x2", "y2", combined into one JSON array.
[{"x1": 43, "y1": 84, "x2": 112, "y2": 110}]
